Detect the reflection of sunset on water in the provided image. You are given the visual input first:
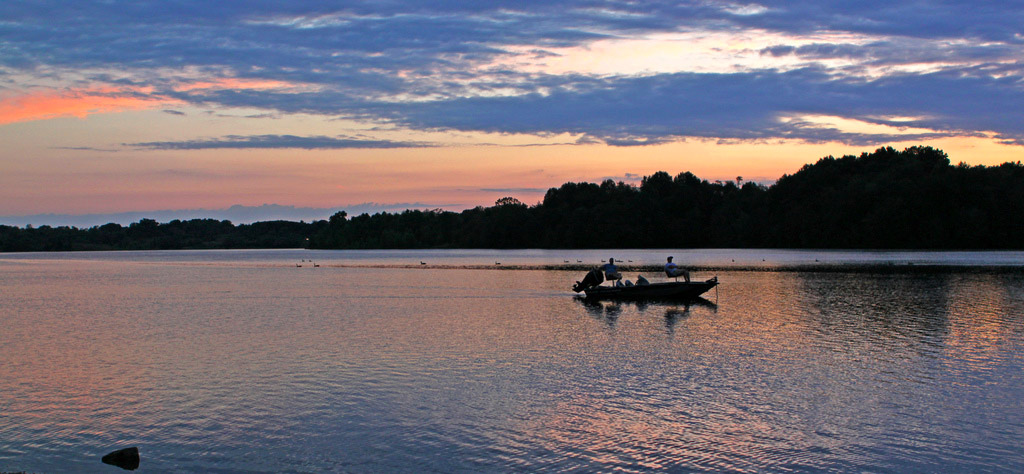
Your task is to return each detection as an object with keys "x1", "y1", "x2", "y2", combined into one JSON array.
[
  {"x1": 943, "y1": 275, "x2": 1024, "y2": 372},
  {"x1": 517, "y1": 385, "x2": 791, "y2": 471},
  {"x1": 0, "y1": 261, "x2": 154, "y2": 463},
  {"x1": 2, "y1": 255, "x2": 1023, "y2": 471}
]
